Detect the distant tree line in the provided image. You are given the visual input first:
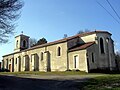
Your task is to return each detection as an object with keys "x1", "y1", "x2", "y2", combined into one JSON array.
[
  {"x1": 63, "y1": 29, "x2": 91, "y2": 39},
  {"x1": 30, "y1": 37, "x2": 47, "y2": 47},
  {"x1": 77, "y1": 29, "x2": 91, "y2": 34}
]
